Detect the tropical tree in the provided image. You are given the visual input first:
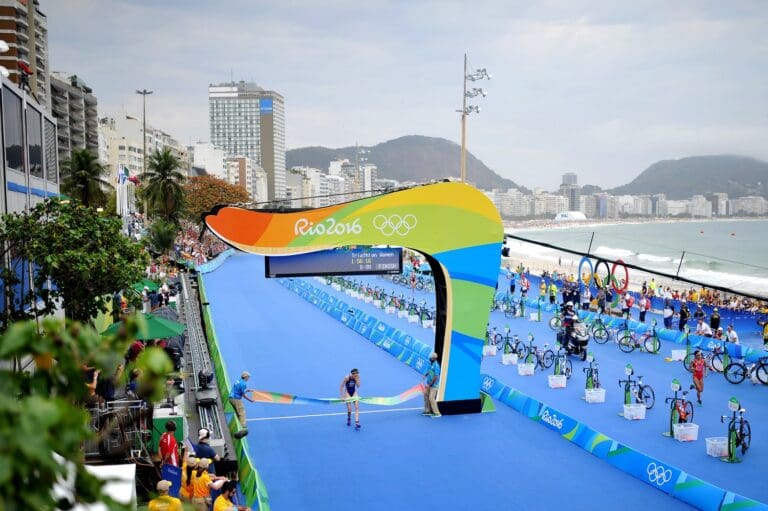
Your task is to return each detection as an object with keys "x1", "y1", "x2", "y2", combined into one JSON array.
[
  {"x1": 184, "y1": 175, "x2": 251, "y2": 222},
  {"x1": 60, "y1": 149, "x2": 112, "y2": 208},
  {"x1": 0, "y1": 316, "x2": 172, "y2": 510},
  {"x1": 147, "y1": 219, "x2": 178, "y2": 257},
  {"x1": 0, "y1": 198, "x2": 148, "y2": 323},
  {"x1": 142, "y1": 148, "x2": 185, "y2": 223}
]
